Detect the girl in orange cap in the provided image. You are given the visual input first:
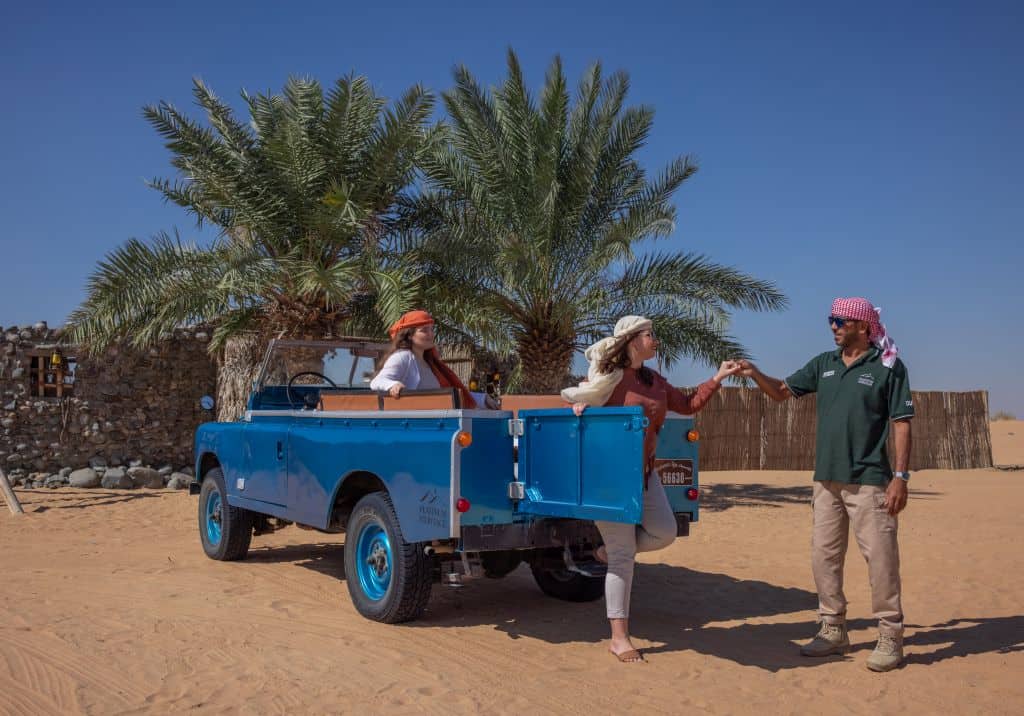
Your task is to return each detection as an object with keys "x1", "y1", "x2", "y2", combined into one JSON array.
[{"x1": 370, "y1": 310, "x2": 481, "y2": 409}]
